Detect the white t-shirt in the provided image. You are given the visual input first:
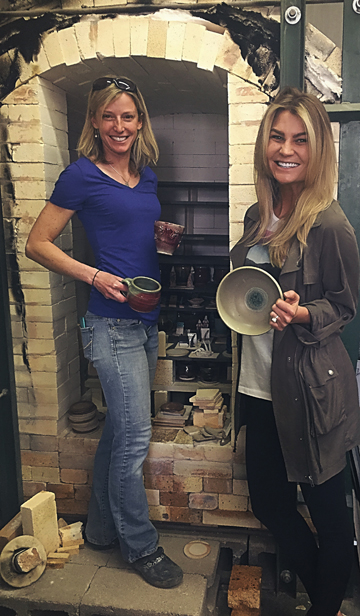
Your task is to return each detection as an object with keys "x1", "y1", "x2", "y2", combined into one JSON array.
[{"x1": 238, "y1": 213, "x2": 280, "y2": 401}]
